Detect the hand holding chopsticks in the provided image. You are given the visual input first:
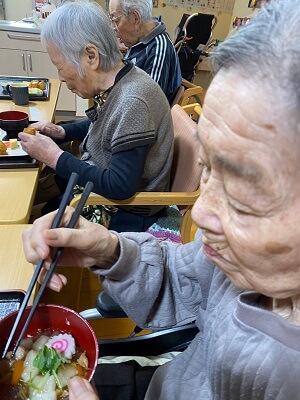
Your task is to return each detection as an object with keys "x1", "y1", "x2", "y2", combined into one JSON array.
[{"x1": 2, "y1": 172, "x2": 93, "y2": 360}]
